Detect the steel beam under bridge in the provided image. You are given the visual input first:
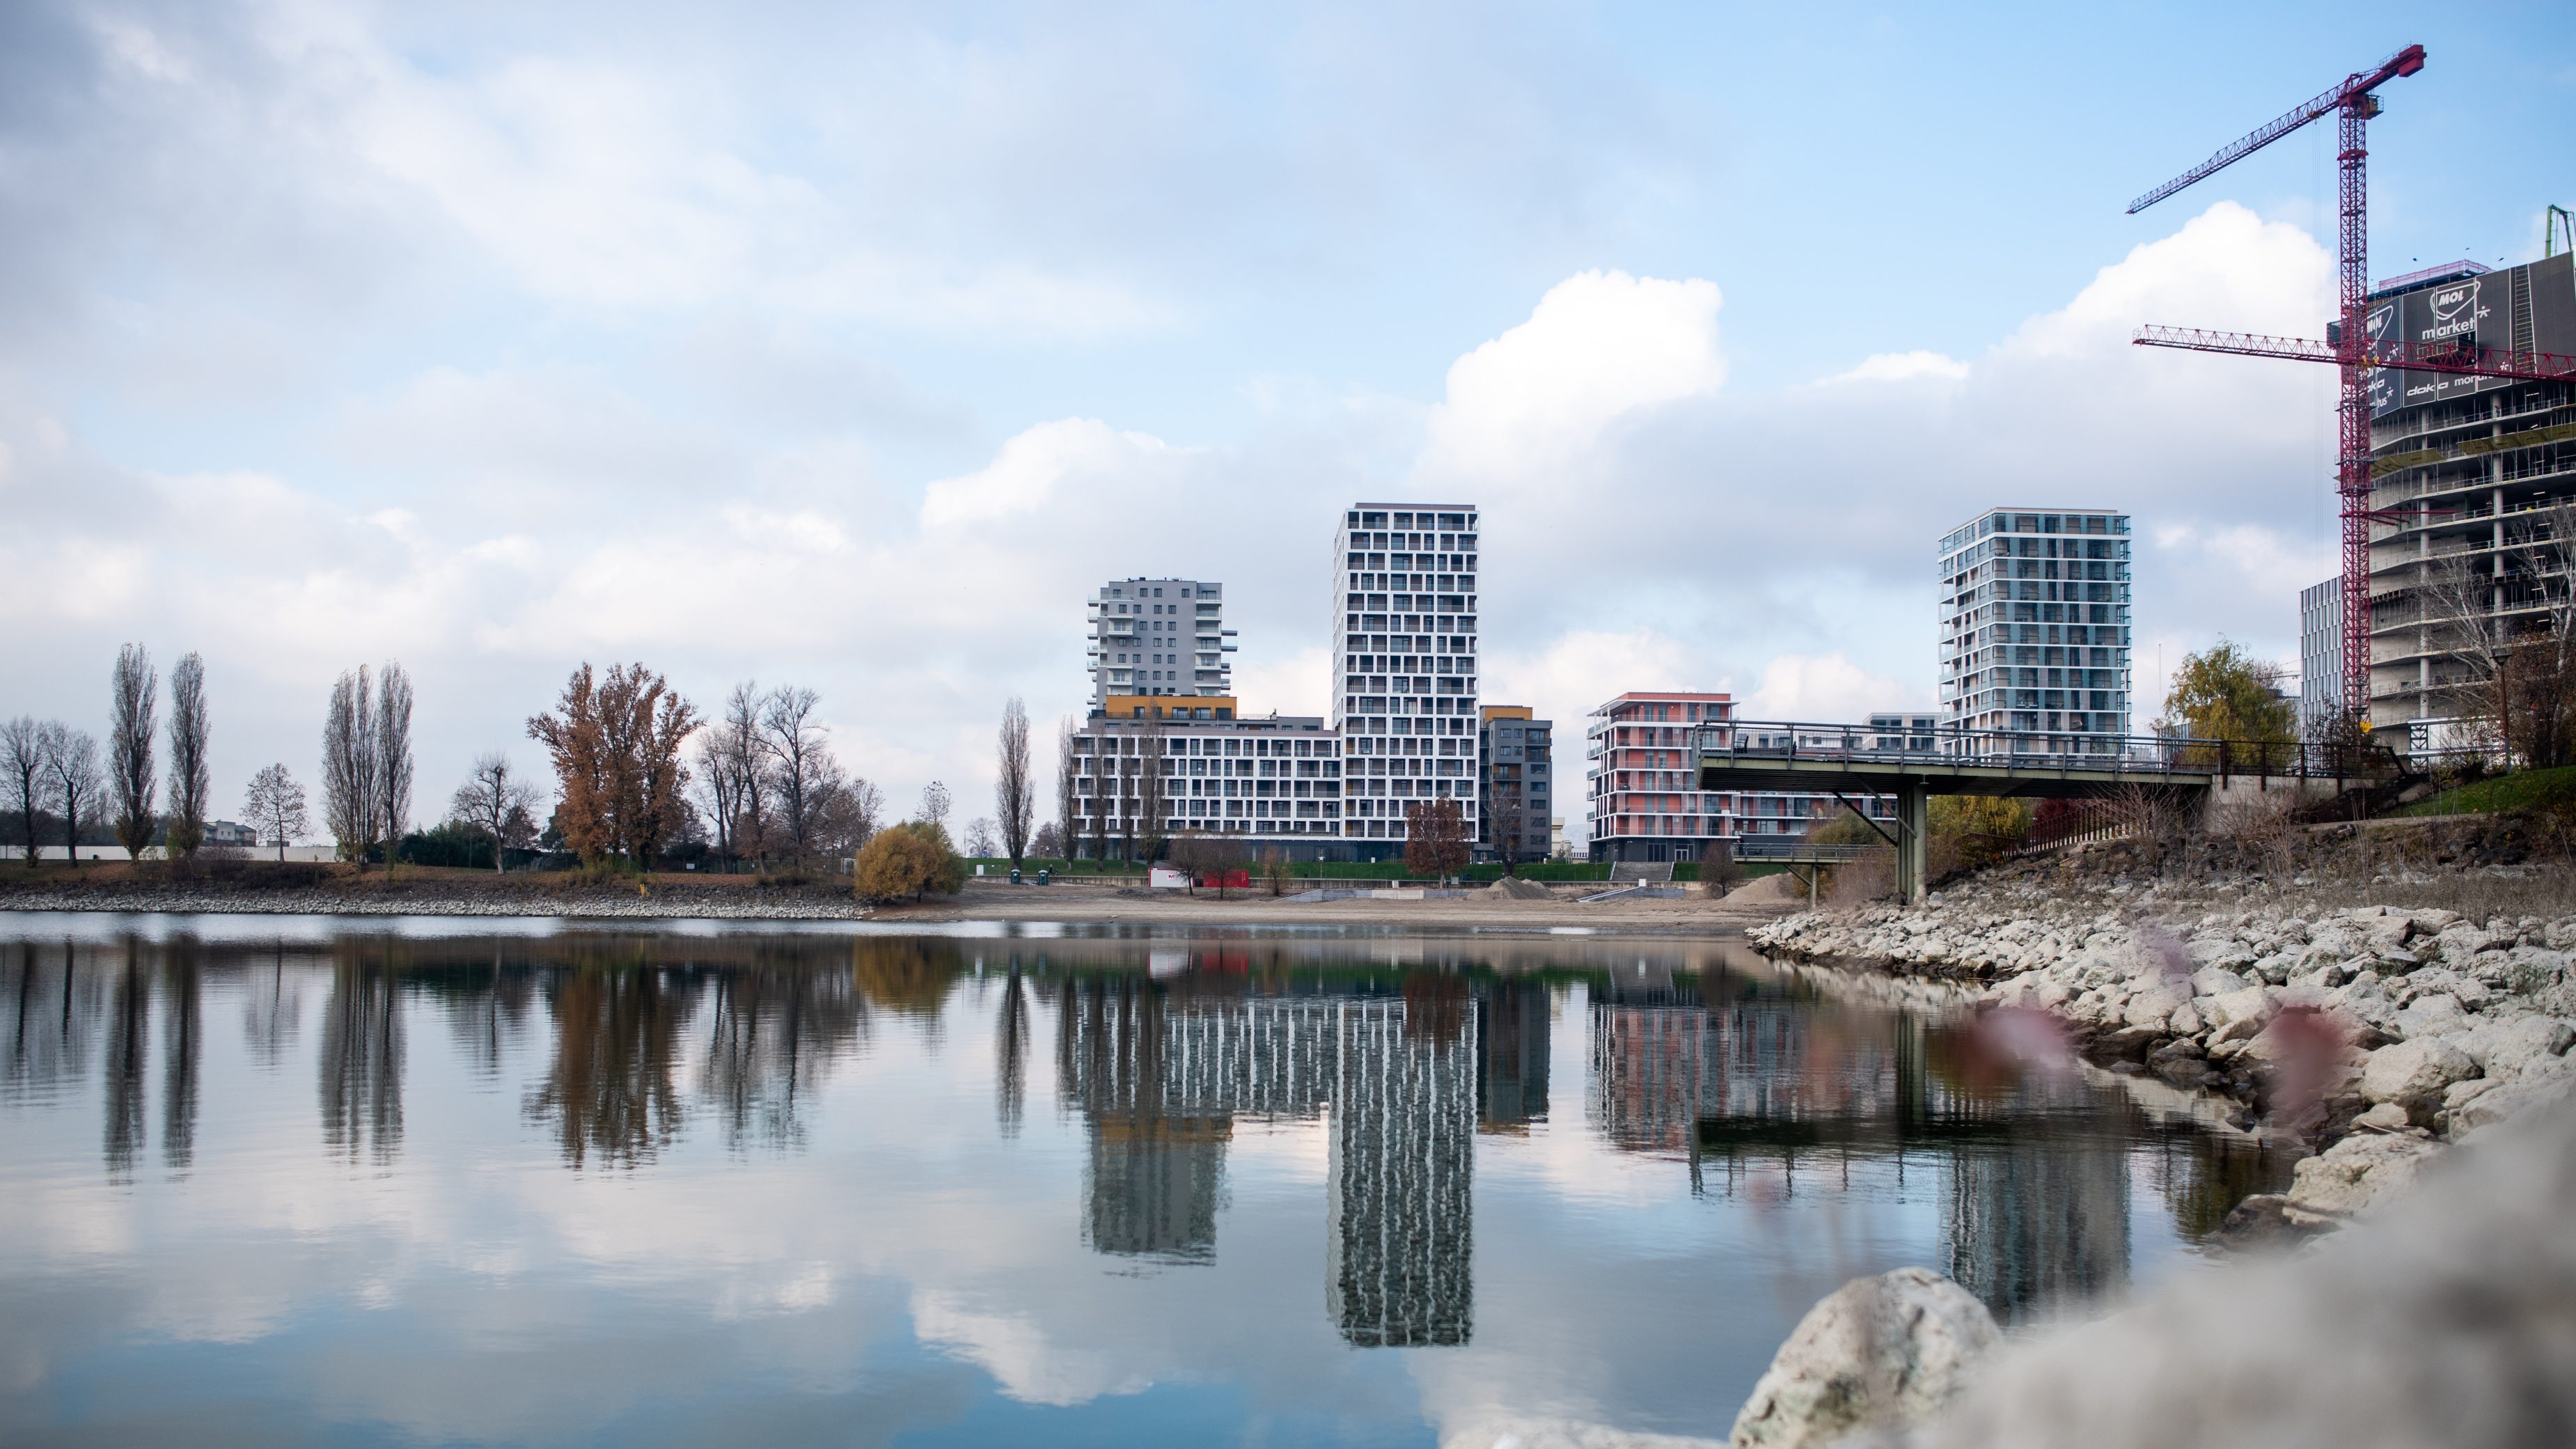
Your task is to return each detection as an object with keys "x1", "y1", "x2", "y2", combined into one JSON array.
[{"x1": 1693, "y1": 723, "x2": 2221, "y2": 906}]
